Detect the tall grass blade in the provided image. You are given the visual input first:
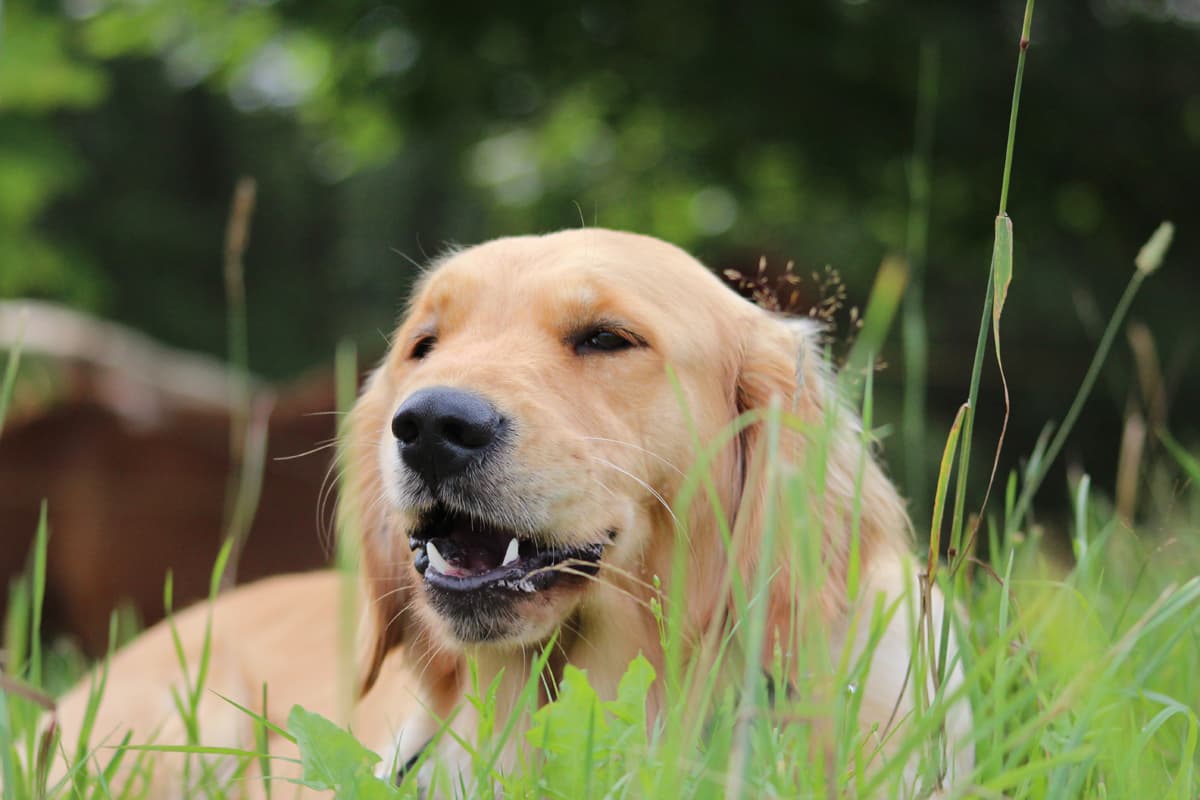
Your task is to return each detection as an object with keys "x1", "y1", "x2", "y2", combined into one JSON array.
[
  {"x1": 901, "y1": 39, "x2": 940, "y2": 516},
  {"x1": 29, "y1": 503, "x2": 48, "y2": 691},
  {"x1": 948, "y1": 0, "x2": 1035, "y2": 570},
  {"x1": 841, "y1": 256, "x2": 908, "y2": 398},
  {"x1": 0, "y1": 688, "x2": 18, "y2": 800},
  {"x1": 1158, "y1": 428, "x2": 1200, "y2": 484},
  {"x1": 0, "y1": 323, "x2": 22, "y2": 437},
  {"x1": 725, "y1": 400, "x2": 783, "y2": 800},
  {"x1": 220, "y1": 176, "x2": 263, "y2": 588},
  {"x1": 927, "y1": 404, "x2": 967, "y2": 581},
  {"x1": 334, "y1": 339, "x2": 360, "y2": 722},
  {"x1": 1007, "y1": 221, "x2": 1174, "y2": 535}
]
